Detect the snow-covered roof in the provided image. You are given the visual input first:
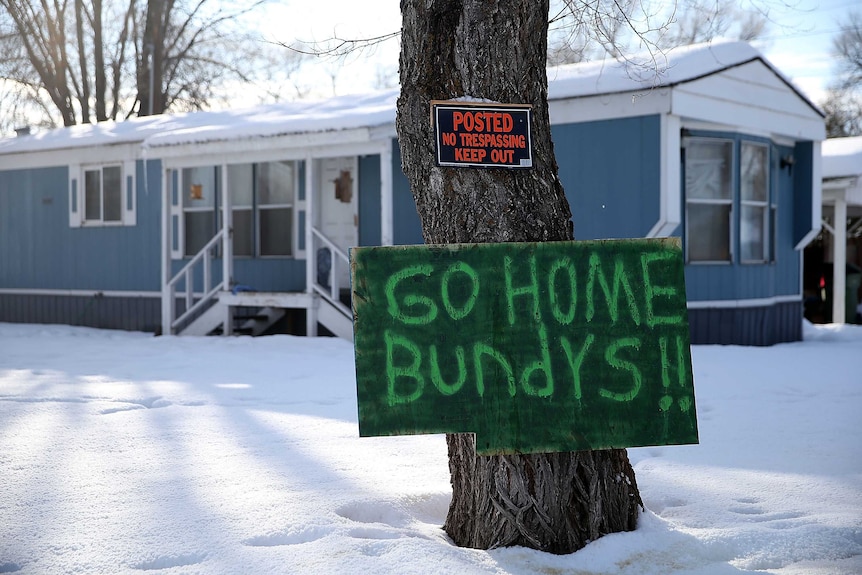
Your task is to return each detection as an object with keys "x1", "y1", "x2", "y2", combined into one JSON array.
[
  {"x1": 0, "y1": 90, "x2": 399, "y2": 156},
  {"x1": 0, "y1": 40, "x2": 820, "y2": 158},
  {"x1": 822, "y1": 136, "x2": 862, "y2": 179},
  {"x1": 547, "y1": 40, "x2": 819, "y2": 114}
]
